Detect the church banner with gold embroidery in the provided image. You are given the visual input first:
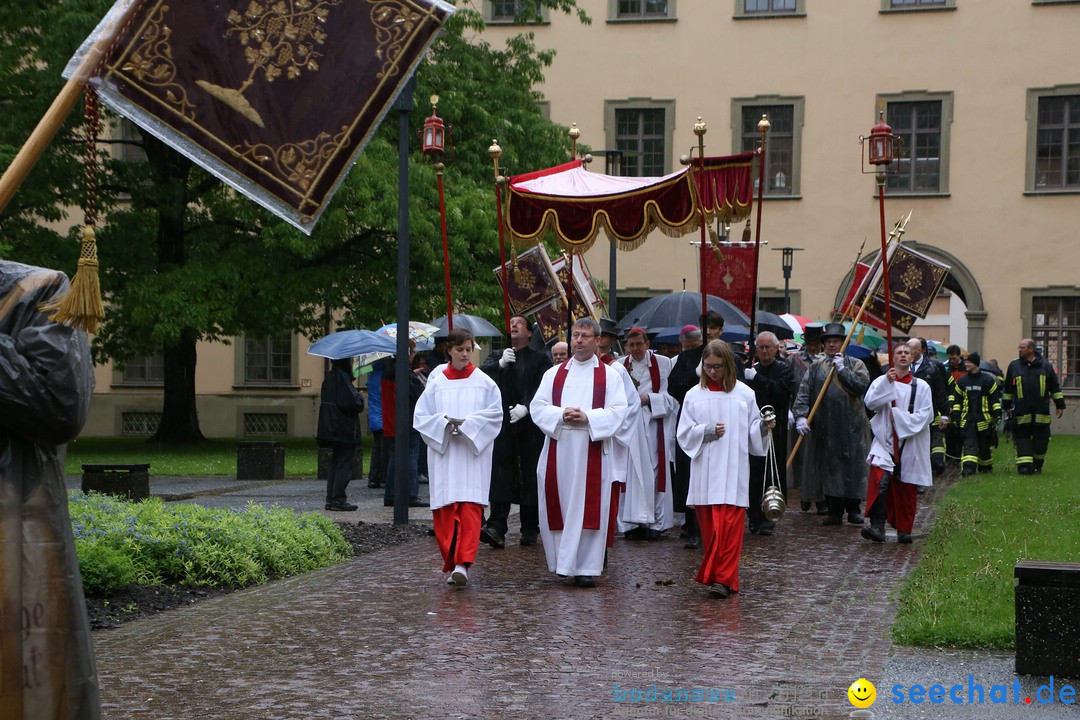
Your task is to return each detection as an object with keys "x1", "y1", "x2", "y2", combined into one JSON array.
[{"x1": 66, "y1": 0, "x2": 454, "y2": 233}]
